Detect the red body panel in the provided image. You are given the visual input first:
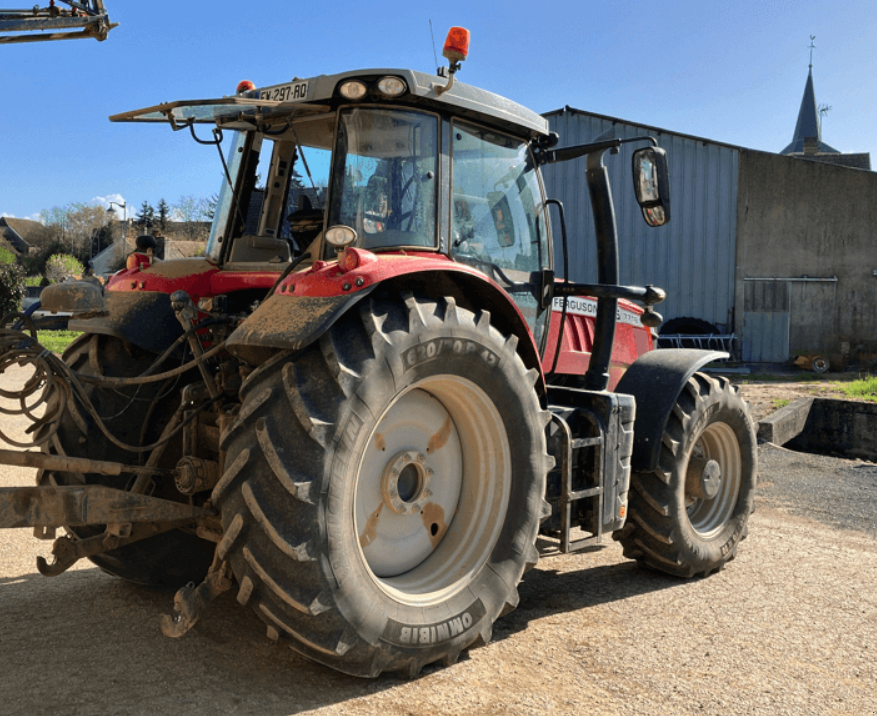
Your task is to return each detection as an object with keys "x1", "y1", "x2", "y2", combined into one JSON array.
[
  {"x1": 275, "y1": 250, "x2": 488, "y2": 298},
  {"x1": 106, "y1": 254, "x2": 654, "y2": 390},
  {"x1": 543, "y1": 295, "x2": 653, "y2": 391},
  {"x1": 107, "y1": 256, "x2": 280, "y2": 301}
]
